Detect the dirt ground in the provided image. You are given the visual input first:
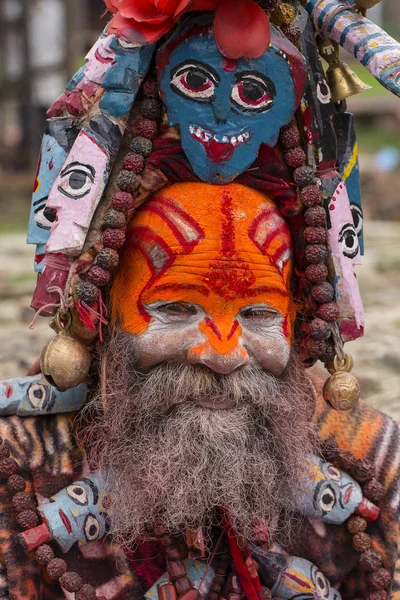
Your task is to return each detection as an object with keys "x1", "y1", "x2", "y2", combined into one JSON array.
[{"x1": 0, "y1": 223, "x2": 399, "y2": 421}]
